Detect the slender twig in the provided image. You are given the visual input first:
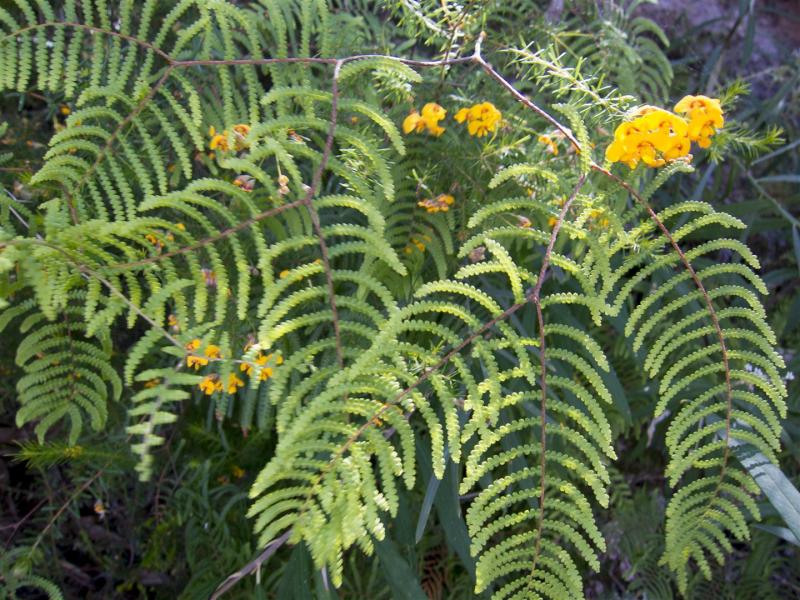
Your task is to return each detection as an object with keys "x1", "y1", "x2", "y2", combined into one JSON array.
[
  {"x1": 1, "y1": 497, "x2": 47, "y2": 548},
  {"x1": 27, "y1": 466, "x2": 108, "y2": 557},
  {"x1": 472, "y1": 49, "x2": 581, "y2": 149},
  {"x1": 209, "y1": 530, "x2": 292, "y2": 600}
]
